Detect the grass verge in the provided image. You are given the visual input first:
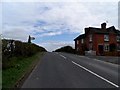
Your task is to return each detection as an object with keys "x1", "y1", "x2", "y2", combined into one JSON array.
[
  {"x1": 0, "y1": 70, "x2": 2, "y2": 90},
  {"x1": 2, "y1": 52, "x2": 45, "y2": 88}
]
